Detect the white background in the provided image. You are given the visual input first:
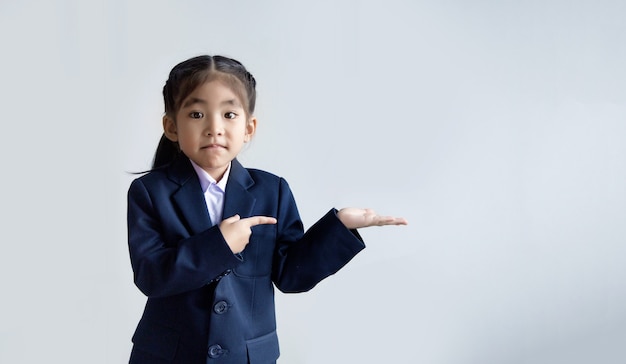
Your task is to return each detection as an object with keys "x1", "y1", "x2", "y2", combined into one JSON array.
[{"x1": 1, "y1": 0, "x2": 625, "y2": 363}]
